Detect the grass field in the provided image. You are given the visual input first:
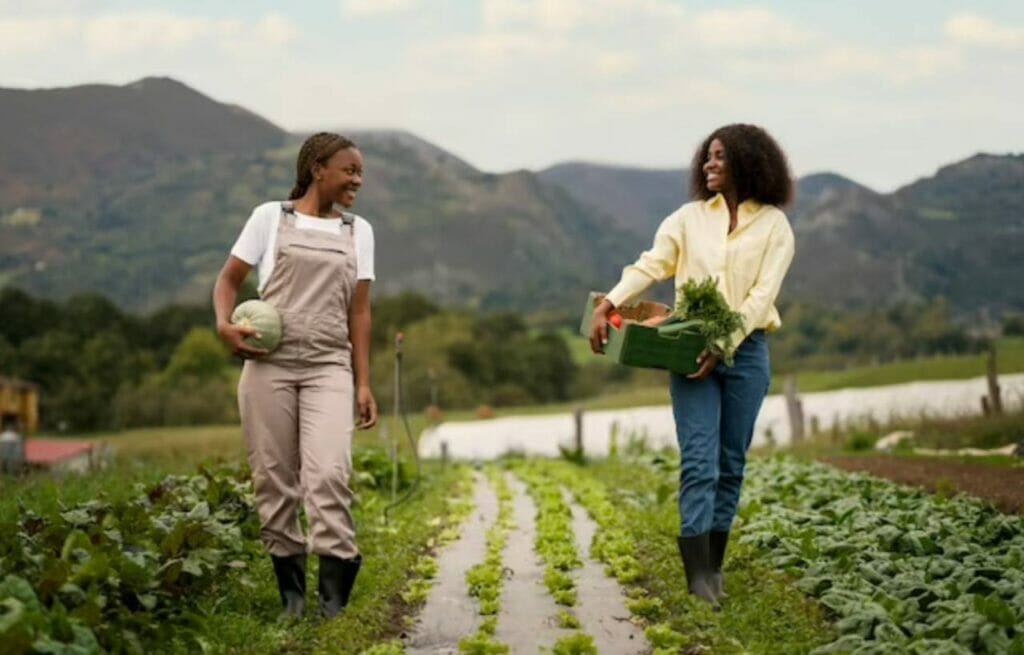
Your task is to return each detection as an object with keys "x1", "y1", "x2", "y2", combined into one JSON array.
[
  {"x1": 781, "y1": 337, "x2": 1024, "y2": 393},
  {"x1": 19, "y1": 337, "x2": 1022, "y2": 466},
  {"x1": 562, "y1": 335, "x2": 1024, "y2": 401}
]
